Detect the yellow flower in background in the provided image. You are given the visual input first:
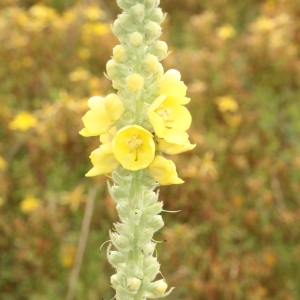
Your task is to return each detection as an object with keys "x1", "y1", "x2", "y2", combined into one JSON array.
[
  {"x1": 9, "y1": 111, "x2": 38, "y2": 131},
  {"x1": 0, "y1": 197, "x2": 5, "y2": 207},
  {"x1": 0, "y1": 156, "x2": 8, "y2": 171},
  {"x1": 217, "y1": 24, "x2": 236, "y2": 40},
  {"x1": 80, "y1": 95, "x2": 124, "y2": 137},
  {"x1": 77, "y1": 48, "x2": 91, "y2": 60},
  {"x1": 157, "y1": 69, "x2": 190, "y2": 105},
  {"x1": 215, "y1": 96, "x2": 239, "y2": 113},
  {"x1": 68, "y1": 68, "x2": 90, "y2": 82},
  {"x1": 251, "y1": 16, "x2": 275, "y2": 32},
  {"x1": 28, "y1": 4, "x2": 57, "y2": 21},
  {"x1": 83, "y1": 5, "x2": 106, "y2": 21},
  {"x1": 20, "y1": 197, "x2": 40, "y2": 213},
  {"x1": 148, "y1": 155, "x2": 184, "y2": 185},
  {"x1": 112, "y1": 125, "x2": 155, "y2": 171},
  {"x1": 60, "y1": 185, "x2": 86, "y2": 211},
  {"x1": 60, "y1": 245, "x2": 77, "y2": 268},
  {"x1": 82, "y1": 23, "x2": 110, "y2": 37},
  {"x1": 148, "y1": 94, "x2": 192, "y2": 144},
  {"x1": 155, "y1": 137, "x2": 196, "y2": 155},
  {"x1": 86, "y1": 142, "x2": 119, "y2": 177}
]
